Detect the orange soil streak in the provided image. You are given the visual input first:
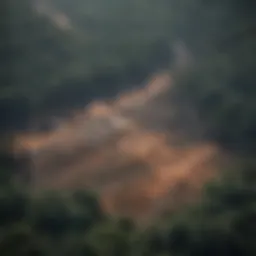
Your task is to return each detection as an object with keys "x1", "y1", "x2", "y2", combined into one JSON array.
[{"x1": 14, "y1": 72, "x2": 219, "y2": 221}]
